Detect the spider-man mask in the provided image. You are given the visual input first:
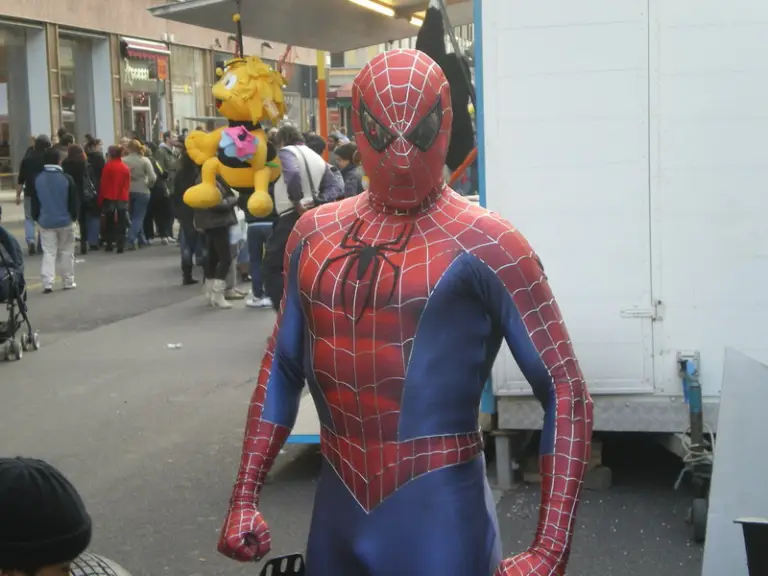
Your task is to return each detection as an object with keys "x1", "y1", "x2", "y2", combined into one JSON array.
[{"x1": 352, "y1": 49, "x2": 452, "y2": 211}]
